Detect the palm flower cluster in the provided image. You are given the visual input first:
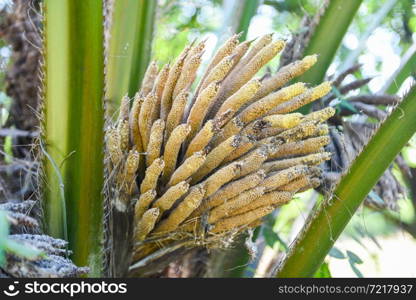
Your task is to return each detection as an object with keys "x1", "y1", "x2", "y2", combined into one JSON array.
[{"x1": 105, "y1": 33, "x2": 335, "y2": 273}]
